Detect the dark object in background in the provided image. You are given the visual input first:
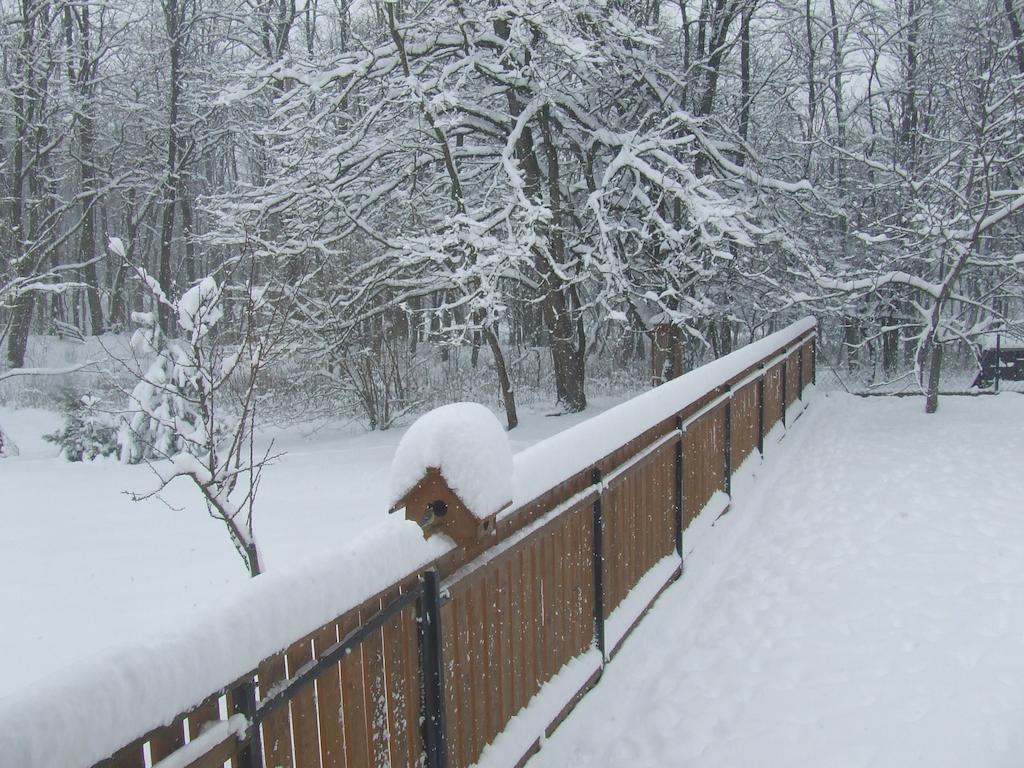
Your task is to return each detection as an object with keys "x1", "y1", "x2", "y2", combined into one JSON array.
[{"x1": 973, "y1": 336, "x2": 1024, "y2": 388}]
